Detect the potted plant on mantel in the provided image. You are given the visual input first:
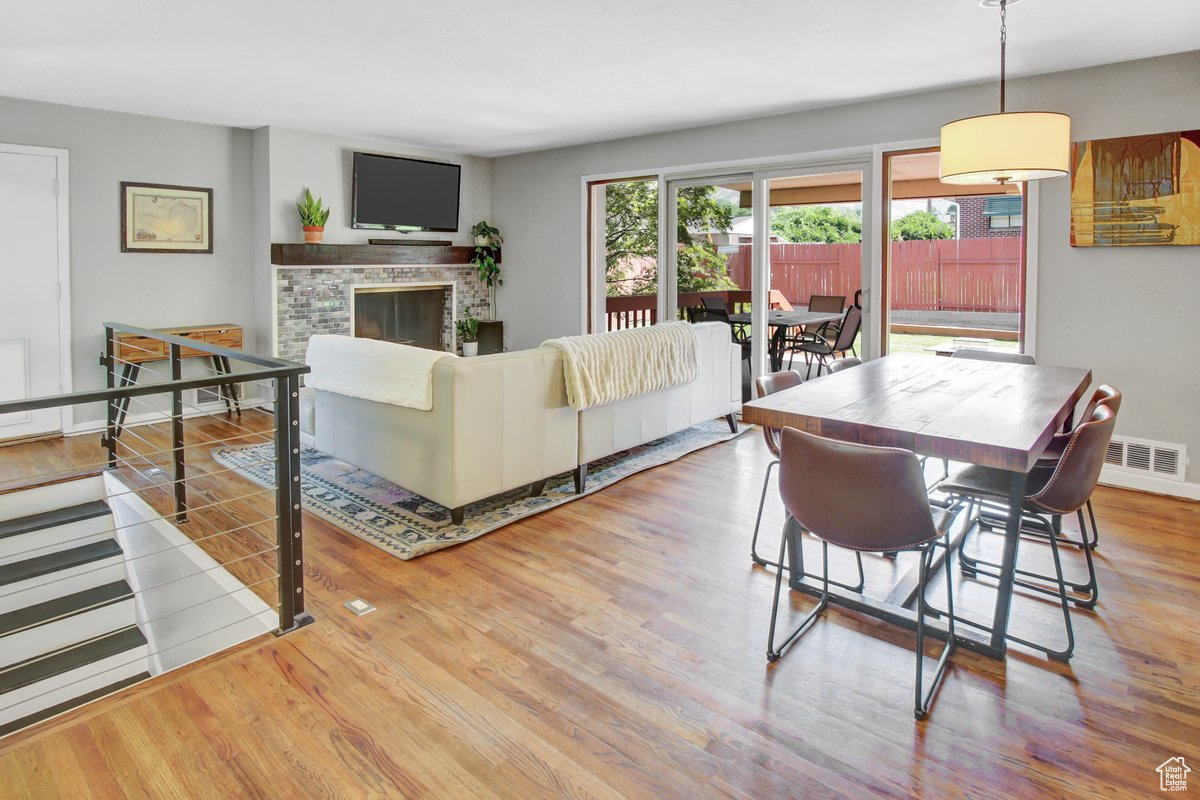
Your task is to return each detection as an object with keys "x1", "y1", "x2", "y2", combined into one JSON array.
[
  {"x1": 297, "y1": 188, "x2": 331, "y2": 243},
  {"x1": 455, "y1": 306, "x2": 480, "y2": 356},
  {"x1": 469, "y1": 221, "x2": 503, "y2": 317}
]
